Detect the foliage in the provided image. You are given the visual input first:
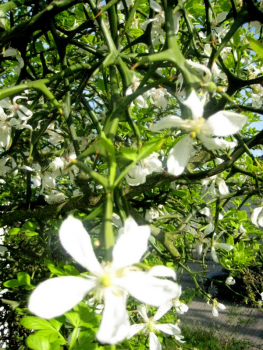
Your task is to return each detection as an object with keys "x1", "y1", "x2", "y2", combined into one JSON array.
[{"x1": 0, "y1": 0, "x2": 263, "y2": 349}]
